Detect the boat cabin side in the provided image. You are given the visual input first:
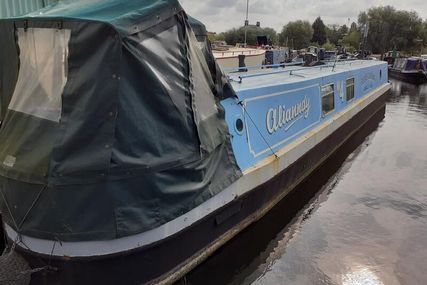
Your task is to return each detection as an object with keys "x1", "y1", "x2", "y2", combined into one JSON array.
[
  {"x1": 221, "y1": 61, "x2": 389, "y2": 170},
  {"x1": 392, "y1": 57, "x2": 427, "y2": 73}
]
